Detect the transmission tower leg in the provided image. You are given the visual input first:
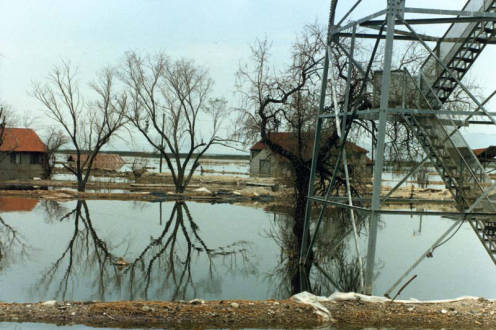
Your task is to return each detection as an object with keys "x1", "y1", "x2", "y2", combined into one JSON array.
[
  {"x1": 299, "y1": 1, "x2": 341, "y2": 272},
  {"x1": 365, "y1": 0, "x2": 402, "y2": 295},
  {"x1": 299, "y1": 69, "x2": 327, "y2": 269}
]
